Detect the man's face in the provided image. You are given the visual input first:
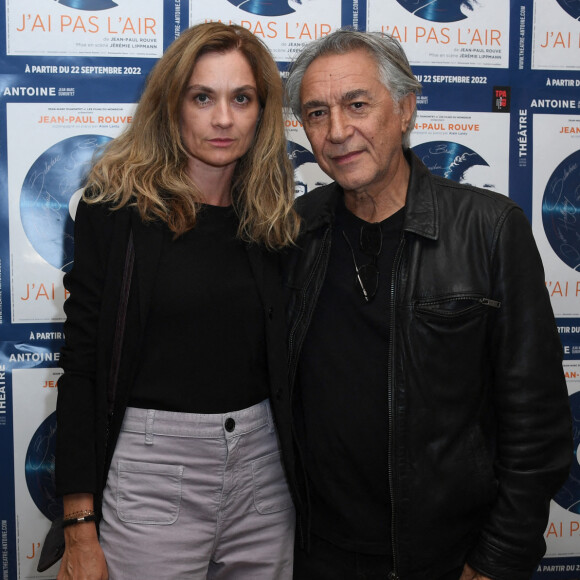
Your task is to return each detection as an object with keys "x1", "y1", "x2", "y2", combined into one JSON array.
[{"x1": 299, "y1": 49, "x2": 414, "y2": 198}]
